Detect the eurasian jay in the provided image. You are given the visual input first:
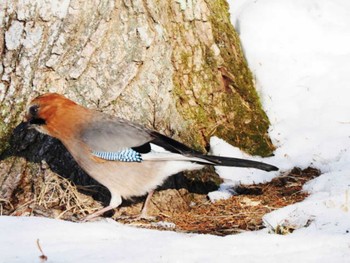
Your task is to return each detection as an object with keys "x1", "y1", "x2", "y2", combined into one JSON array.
[{"x1": 25, "y1": 93, "x2": 278, "y2": 220}]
